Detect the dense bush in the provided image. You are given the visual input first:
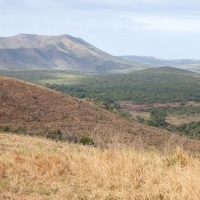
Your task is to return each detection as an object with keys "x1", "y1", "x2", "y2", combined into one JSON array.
[
  {"x1": 47, "y1": 68, "x2": 200, "y2": 105},
  {"x1": 80, "y1": 137, "x2": 94, "y2": 145},
  {"x1": 1, "y1": 126, "x2": 9, "y2": 132}
]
